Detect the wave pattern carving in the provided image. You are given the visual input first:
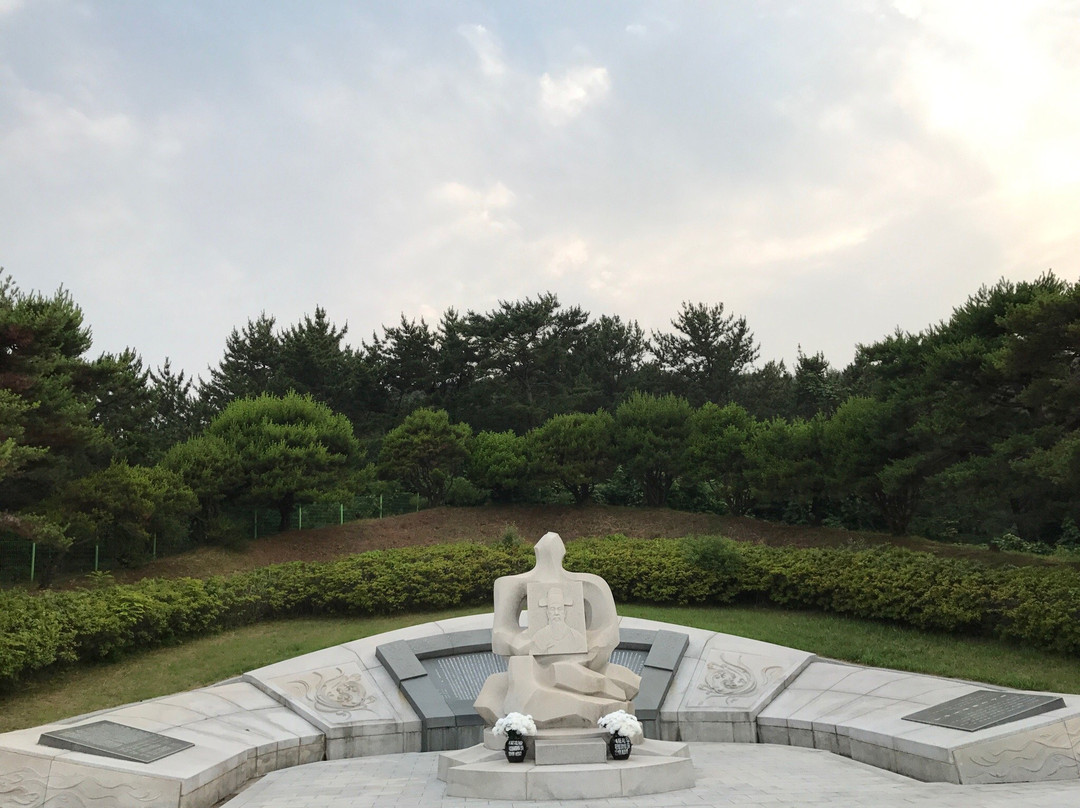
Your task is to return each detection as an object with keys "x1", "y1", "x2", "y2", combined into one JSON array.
[
  {"x1": 291, "y1": 668, "x2": 377, "y2": 717},
  {"x1": 0, "y1": 768, "x2": 47, "y2": 808},
  {"x1": 698, "y1": 654, "x2": 783, "y2": 704},
  {"x1": 959, "y1": 726, "x2": 1080, "y2": 783}
]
